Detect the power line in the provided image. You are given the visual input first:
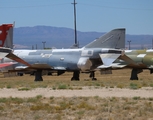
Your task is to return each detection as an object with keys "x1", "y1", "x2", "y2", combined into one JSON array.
[
  {"x1": 79, "y1": 3, "x2": 153, "y2": 11},
  {"x1": 0, "y1": 3, "x2": 153, "y2": 11},
  {"x1": 1, "y1": 2, "x2": 152, "y2": 11},
  {"x1": 0, "y1": 3, "x2": 69, "y2": 9}
]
